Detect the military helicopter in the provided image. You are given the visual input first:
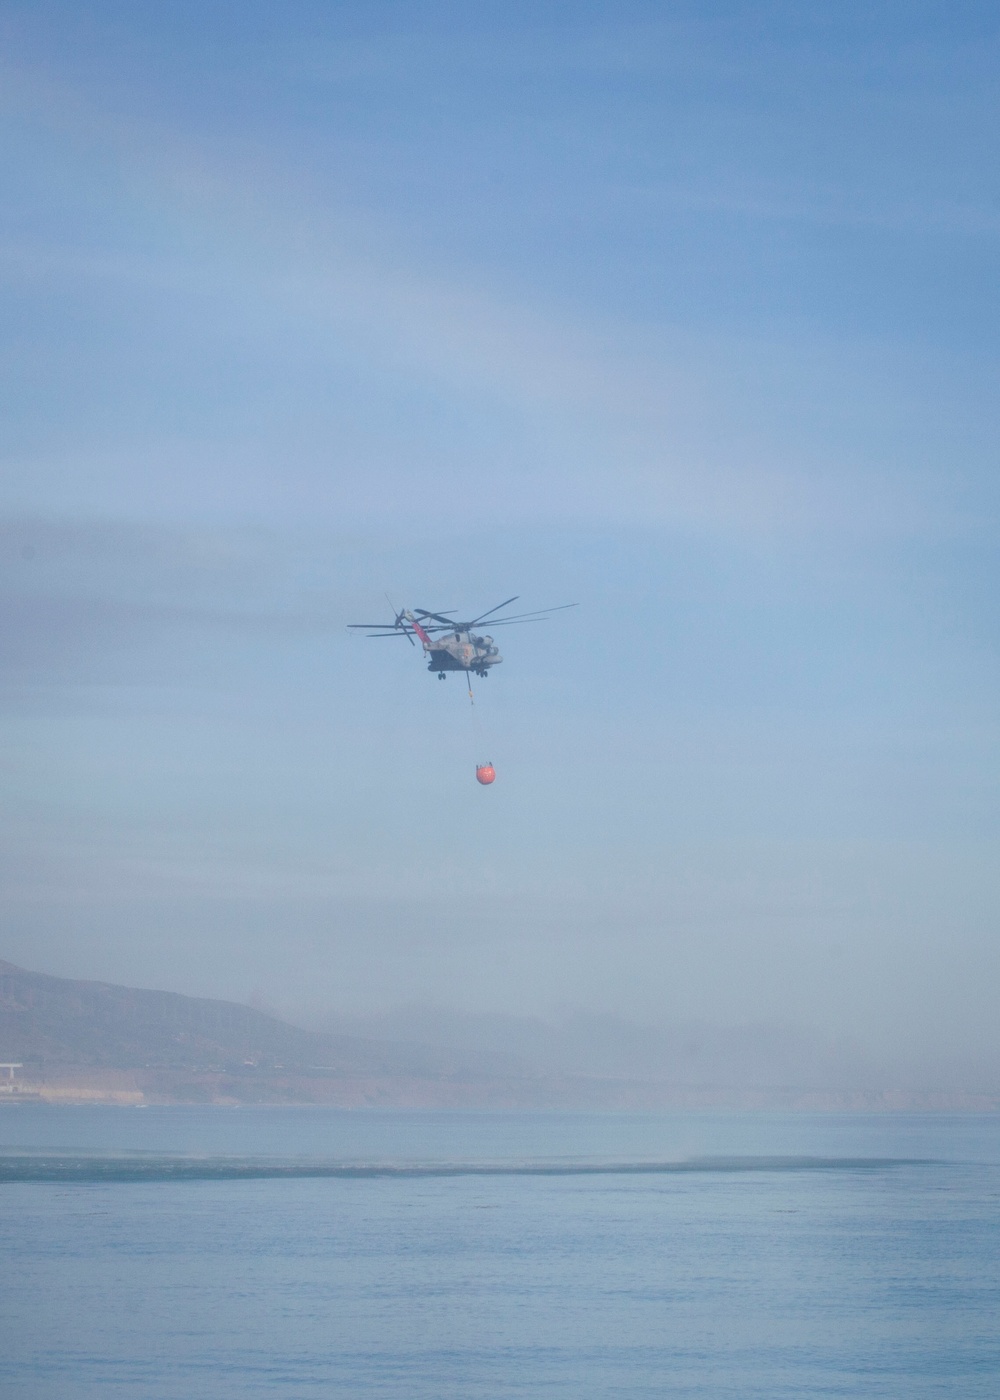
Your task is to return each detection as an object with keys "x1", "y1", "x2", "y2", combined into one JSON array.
[{"x1": 348, "y1": 597, "x2": 577, "y2": 679}]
